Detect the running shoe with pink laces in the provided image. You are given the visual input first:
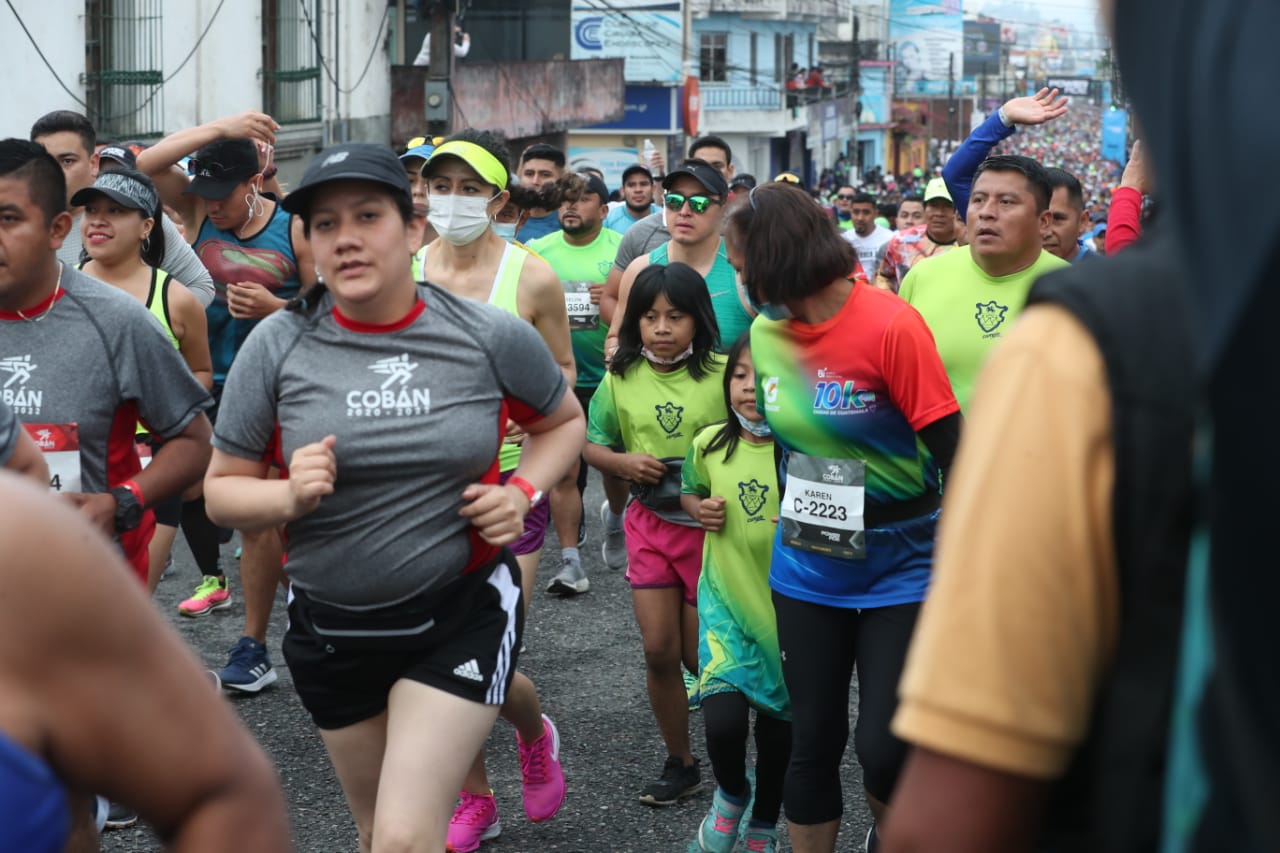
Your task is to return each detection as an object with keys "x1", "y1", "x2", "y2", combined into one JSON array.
[
  {"x1": 518, "y1": 714, "x2": 566, "y2": 822},
  {"x1": 178, "y1": 575, "x2": 231, "y2": 617},
  {"x1": 445, "y1": 790, "x2": 501, "y2": 852}
]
